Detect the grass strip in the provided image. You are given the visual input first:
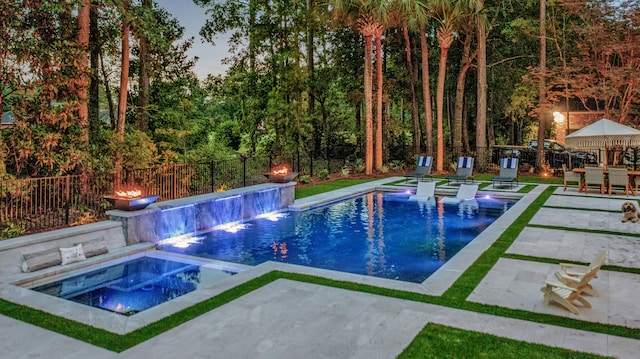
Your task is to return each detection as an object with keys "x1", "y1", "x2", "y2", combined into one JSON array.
[
  {"x1": 397, "y1": 323, "x2": 610, "y2": 359},
  {"x1": 503, "y1": 253, "x2": 640, "y2": 276},
  {"x1": 542, "y1": 205, "x2": 620, "y2": 213},
  {"x1": 528, "y1": 224, "x2": 639, "y2": 237}
]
